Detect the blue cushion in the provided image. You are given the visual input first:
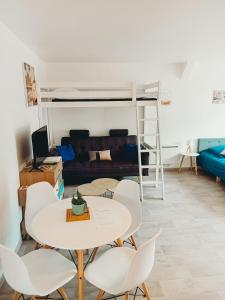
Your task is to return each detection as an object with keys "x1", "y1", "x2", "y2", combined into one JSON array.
[
  {"x1": 124, "y1": 144, "x2": 138, "y2": 162},
  {"x1": 207, "y1": 145, "x2": 225, "y2": 157},
  {"x1": 56, "y1": 144, "x2": 75, "y2": 162}
]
